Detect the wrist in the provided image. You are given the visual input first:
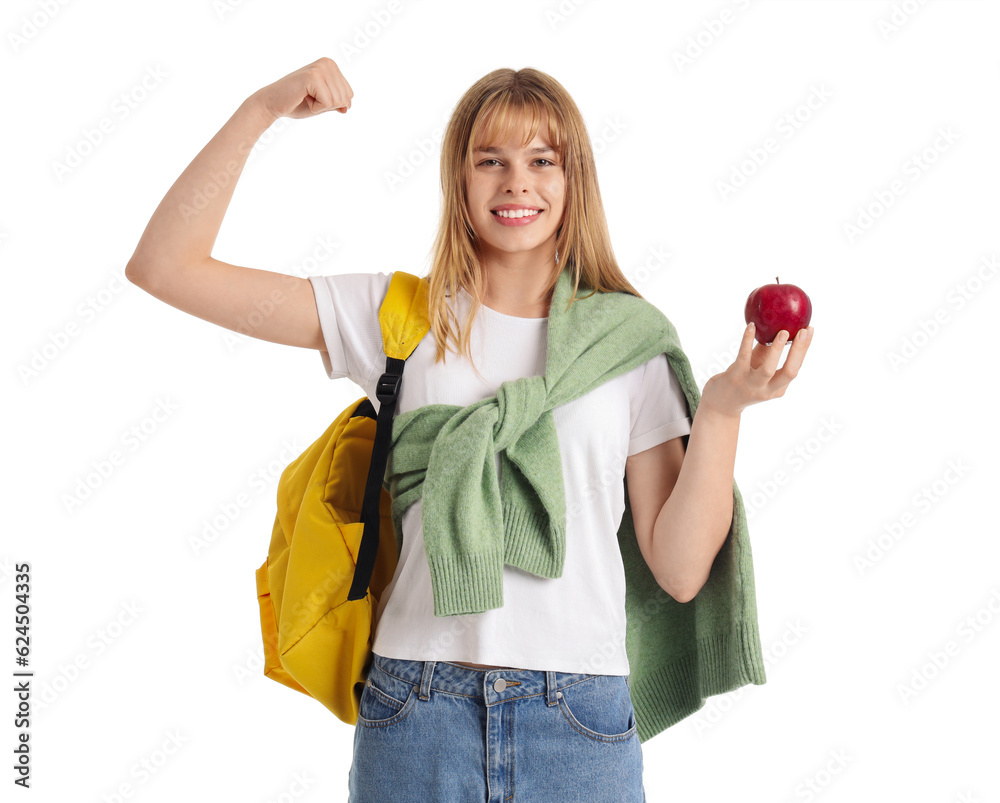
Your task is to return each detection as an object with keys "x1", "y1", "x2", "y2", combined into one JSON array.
[
  {"x1": 699, "y1": 378, "x2": 743, "y2": 422},
  {"x1": 241, "y1": 91, "x2": 279, "y2": 128}
]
